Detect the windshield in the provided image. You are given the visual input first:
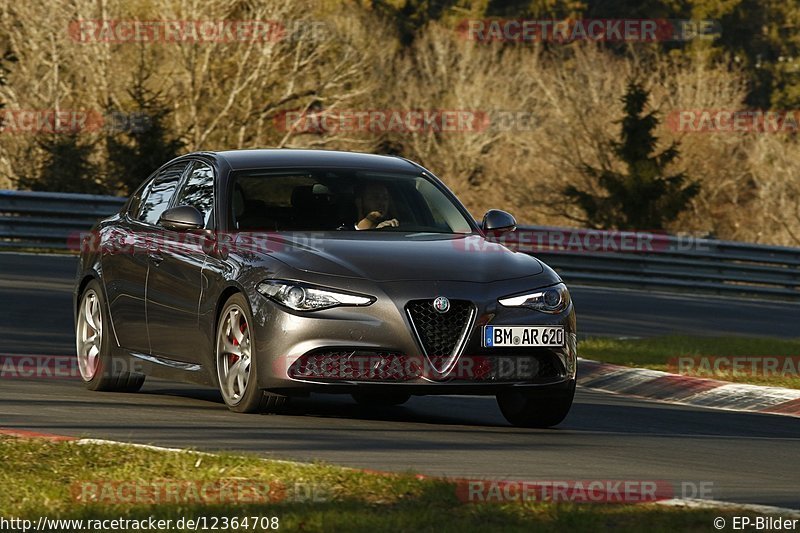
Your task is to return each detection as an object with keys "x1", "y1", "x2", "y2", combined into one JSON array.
[{"x1": 230, "y1": 169, "x2": 474, "y2": 234}]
